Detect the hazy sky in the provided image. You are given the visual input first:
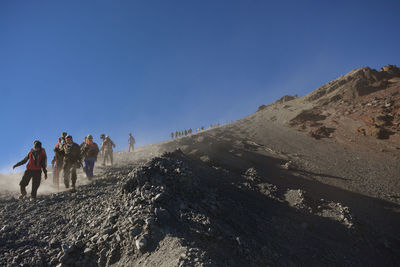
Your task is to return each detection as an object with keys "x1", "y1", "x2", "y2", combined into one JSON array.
[{"x1": 1, "y1": 0, "x2": 399, "y2": 173}]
